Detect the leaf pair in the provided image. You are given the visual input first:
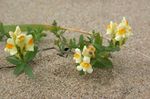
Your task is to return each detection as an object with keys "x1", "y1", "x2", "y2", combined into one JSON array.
[
  {"x1": 6, "y1": 56, "x2": 34, "y2": 78},
  {"x1": 6, "y1": 47, "x2": 38, "y2": 78}
]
